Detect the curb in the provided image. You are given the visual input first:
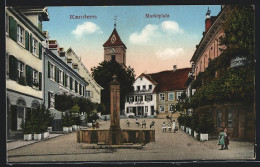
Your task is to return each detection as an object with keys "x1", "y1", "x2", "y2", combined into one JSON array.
[{"x1": 7, "y1": 132, "x2": 75, "y2": 151}]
